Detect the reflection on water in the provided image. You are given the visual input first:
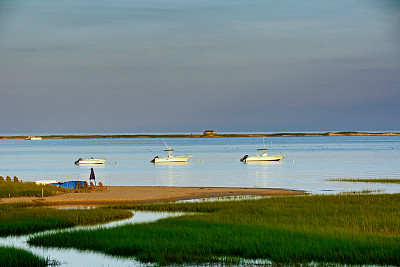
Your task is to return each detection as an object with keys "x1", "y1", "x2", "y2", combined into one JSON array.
[
  {"x1": 153, "y1": 162, "x2": 190, "y2": 165},
  {"x1": 0, "y1": 211, "x2": 185, "y2": 267},
  {"x1": 155, "y1": 162, "x2": 191, "y2": 186},
  {"x1": 244, "y1": 161, "x2": 283, "y2": 165},
  {"x1": 76, "y1": 164, "x2": 107, "y2": 168}
]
